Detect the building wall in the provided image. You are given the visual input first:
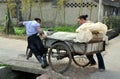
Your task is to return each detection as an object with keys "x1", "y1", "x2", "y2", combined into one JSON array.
[
  {"x1": 0, "y1": 3, "x2": 7, "y2": 25},
  {"x1": 22, "y1": 0, "x2": 100, "y2": 25},
  {"x1": 0, "y1": 0, "x2": 102, "y2": 26}
]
